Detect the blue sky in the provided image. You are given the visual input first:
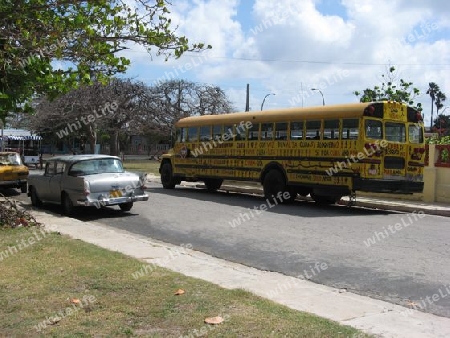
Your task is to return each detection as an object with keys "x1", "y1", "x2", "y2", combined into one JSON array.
[{"x1": 121, "y1": 0, "x2": 450, "y2": 125}]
